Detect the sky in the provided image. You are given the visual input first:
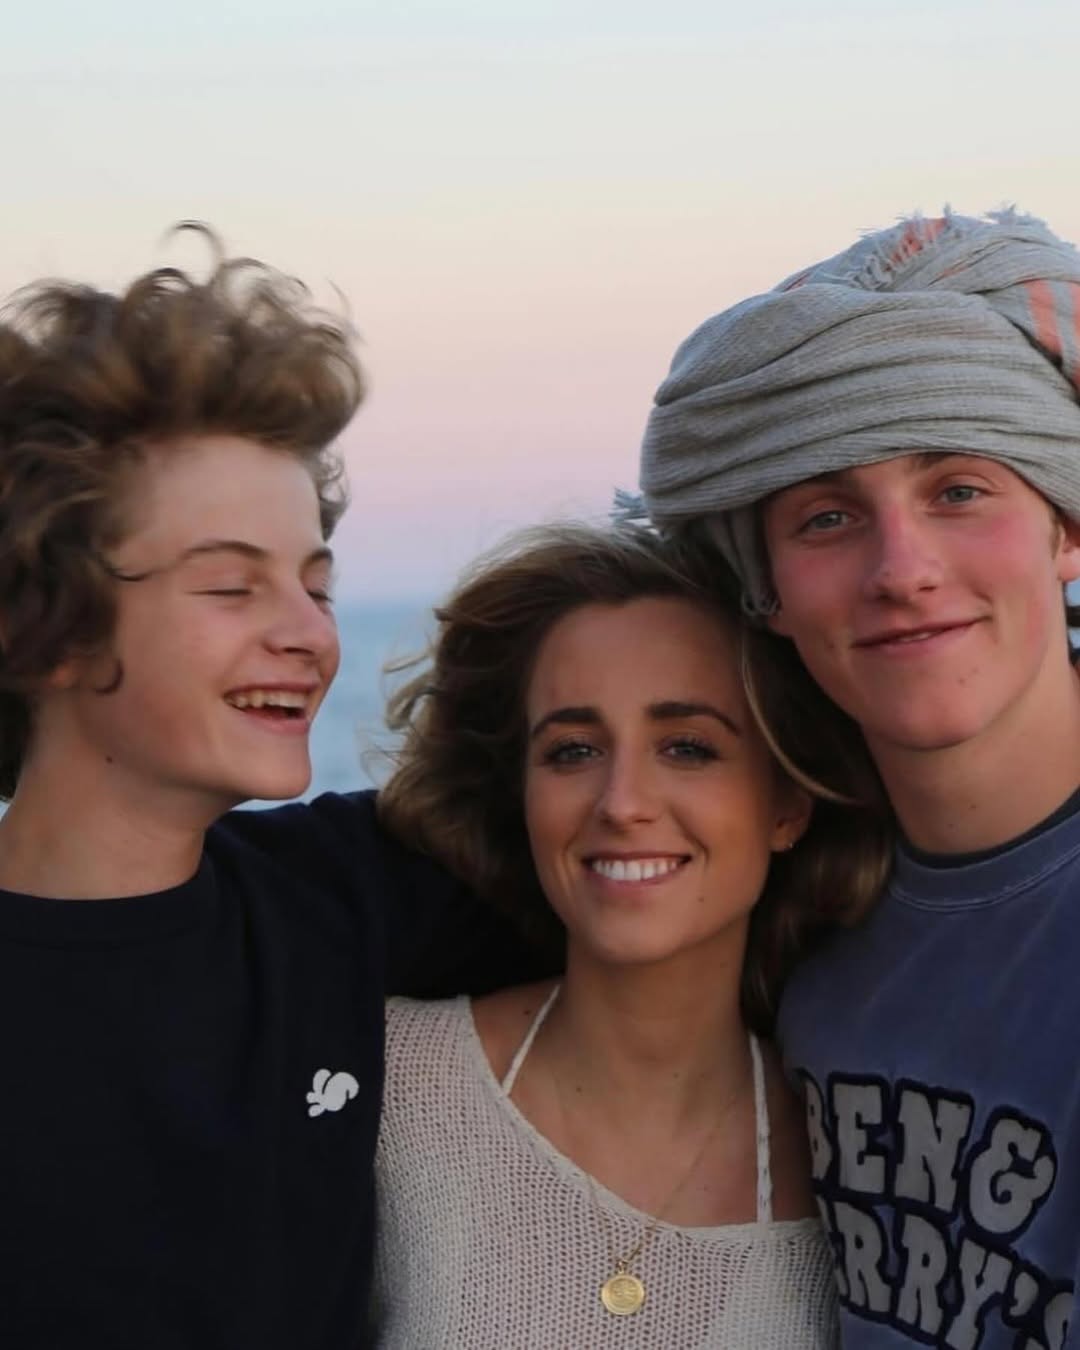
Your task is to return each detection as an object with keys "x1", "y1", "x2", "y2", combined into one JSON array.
[{"x1": 3, "y1": 0, "x2": 1078, "y2": 600}]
